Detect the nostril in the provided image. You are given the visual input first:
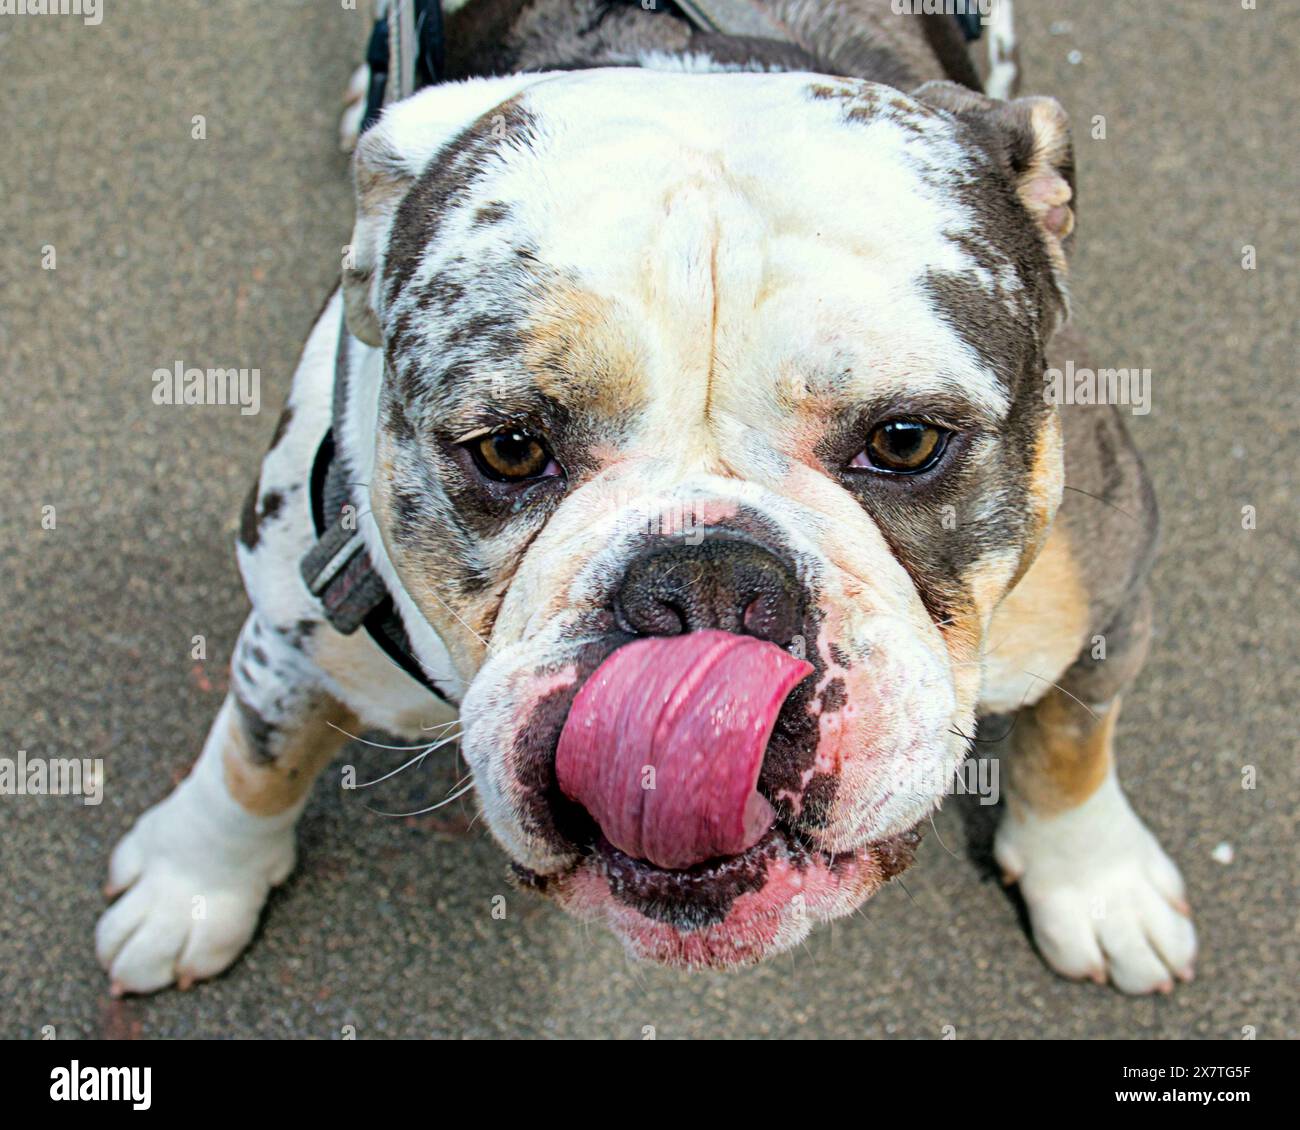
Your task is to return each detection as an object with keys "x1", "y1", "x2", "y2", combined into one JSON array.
[
  {"x1": 618, "y1": 594, "x2": 688, "y2": 637},
  {"x1": 742, "y1": 593, "x2": 794, "y2": 643},
  {"x1": 615, "y1": 534, "x2": 802, "y2": 642}
]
